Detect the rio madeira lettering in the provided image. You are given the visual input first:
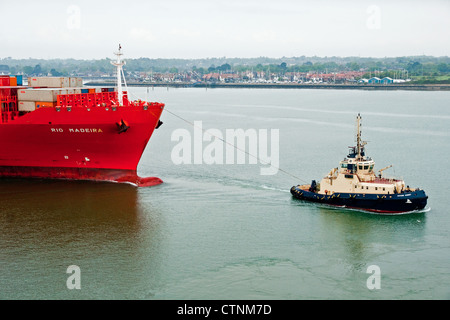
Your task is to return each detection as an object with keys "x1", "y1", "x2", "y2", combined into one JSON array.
[{"x1": 51, "y1": 128, "x2": 103, "y2": 133}]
